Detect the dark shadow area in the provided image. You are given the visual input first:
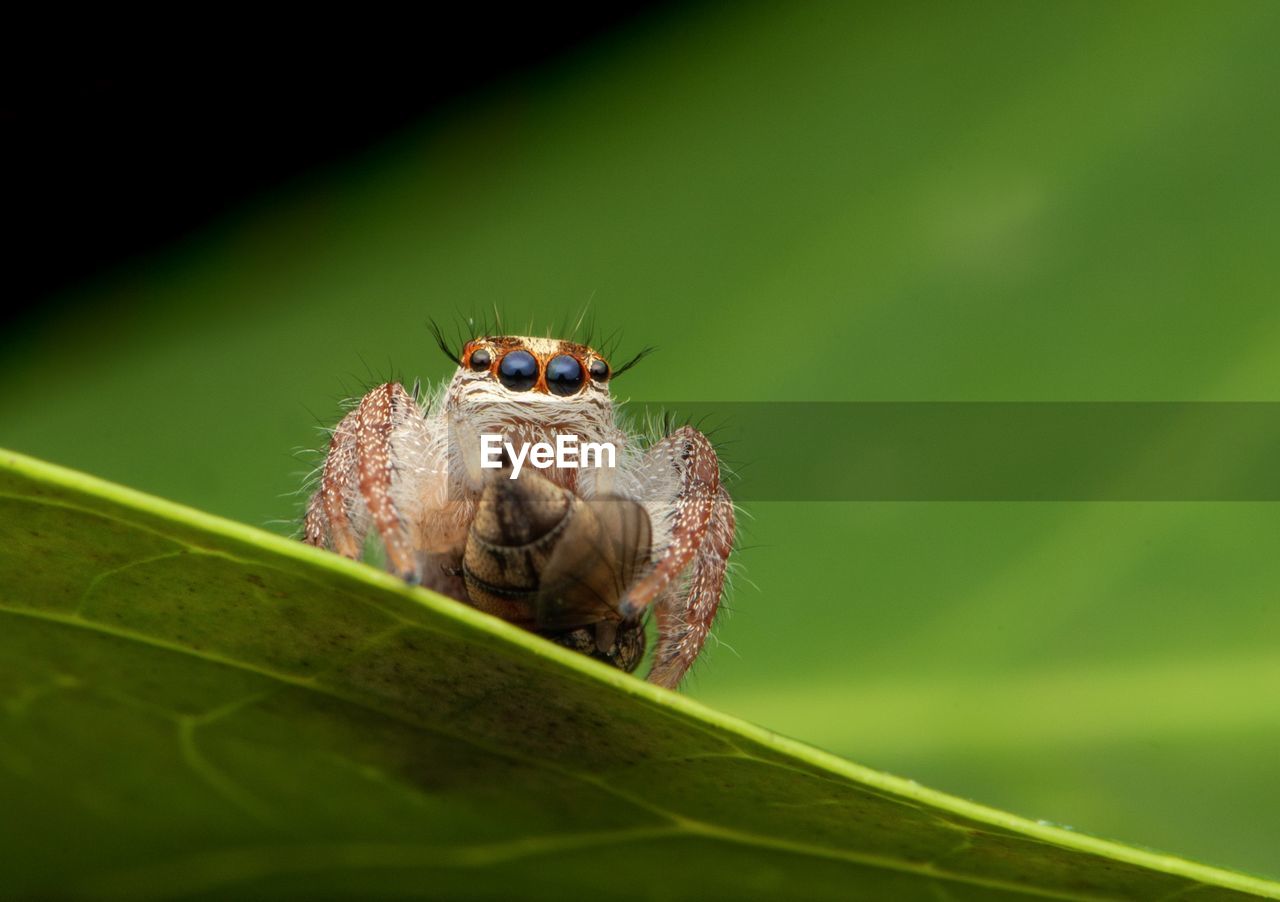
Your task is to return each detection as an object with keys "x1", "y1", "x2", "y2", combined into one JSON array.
[{"x1": 2, "y1": 7, "x2": 672, "y2": 321}]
